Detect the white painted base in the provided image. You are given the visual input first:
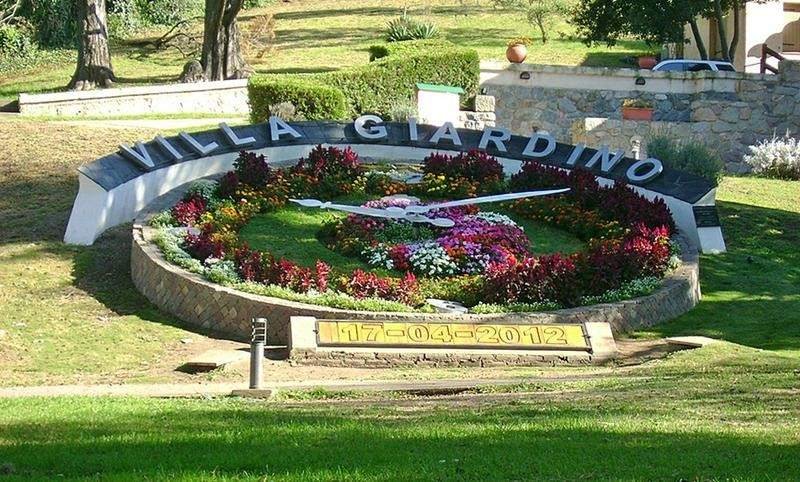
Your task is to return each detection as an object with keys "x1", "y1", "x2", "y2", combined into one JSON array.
[{"x1": 697, "y1": 226, "x2": 727, "y2": 254}]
